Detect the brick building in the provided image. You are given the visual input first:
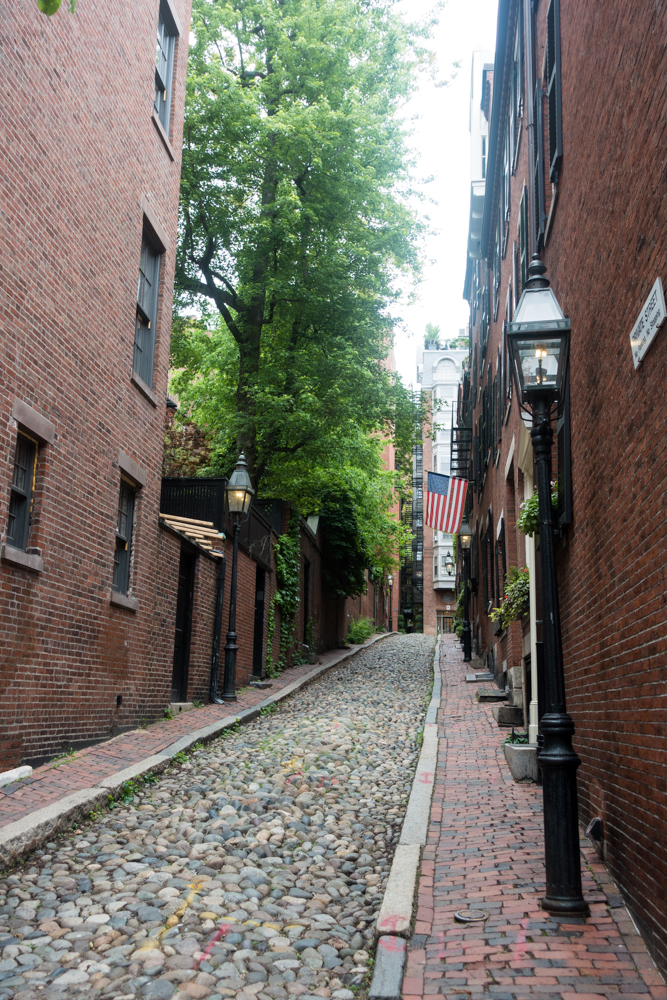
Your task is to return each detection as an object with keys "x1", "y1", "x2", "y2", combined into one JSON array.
[
  {"x1": 413, "y1": 341, "x2": 467, "y2": 636},
  {"x1": 460, "y1": 0, "x2": 667, "y2": 974},
  {"x1": 0, "y1": 0, "x2": 193, "y2": 765}
]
